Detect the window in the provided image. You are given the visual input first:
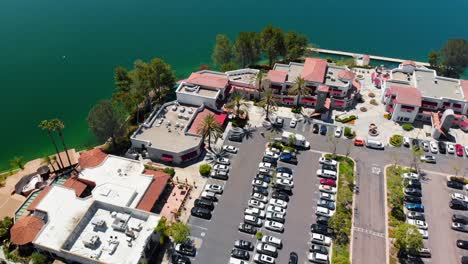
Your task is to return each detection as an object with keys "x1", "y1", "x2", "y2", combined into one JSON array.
[
  {"x1": 453, "y1": 103, "x2": 462, "y2": 108},
  {"x1": 403, "y1": 118, "x2": 410, "y2": 122}
]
